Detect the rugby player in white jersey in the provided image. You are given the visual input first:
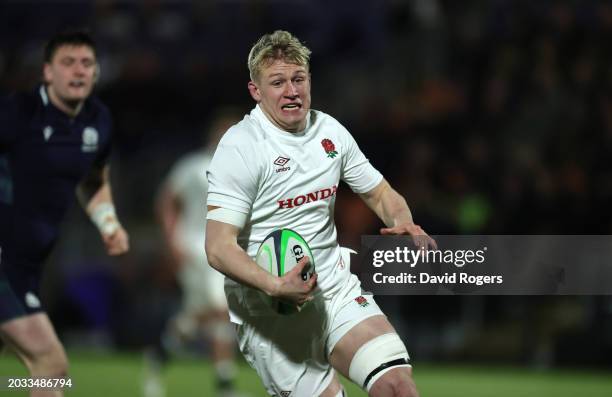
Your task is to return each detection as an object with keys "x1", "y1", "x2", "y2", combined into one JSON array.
[{"x1": 205, "y1": 31, "x2": 436, "y2": 397}]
